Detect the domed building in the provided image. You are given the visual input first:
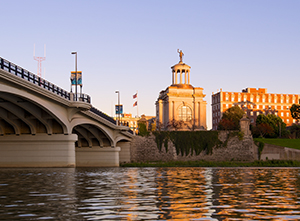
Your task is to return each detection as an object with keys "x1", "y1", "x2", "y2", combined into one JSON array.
[{"x1": 155, "y1": 50, "x2": 207, "y2": 130}]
